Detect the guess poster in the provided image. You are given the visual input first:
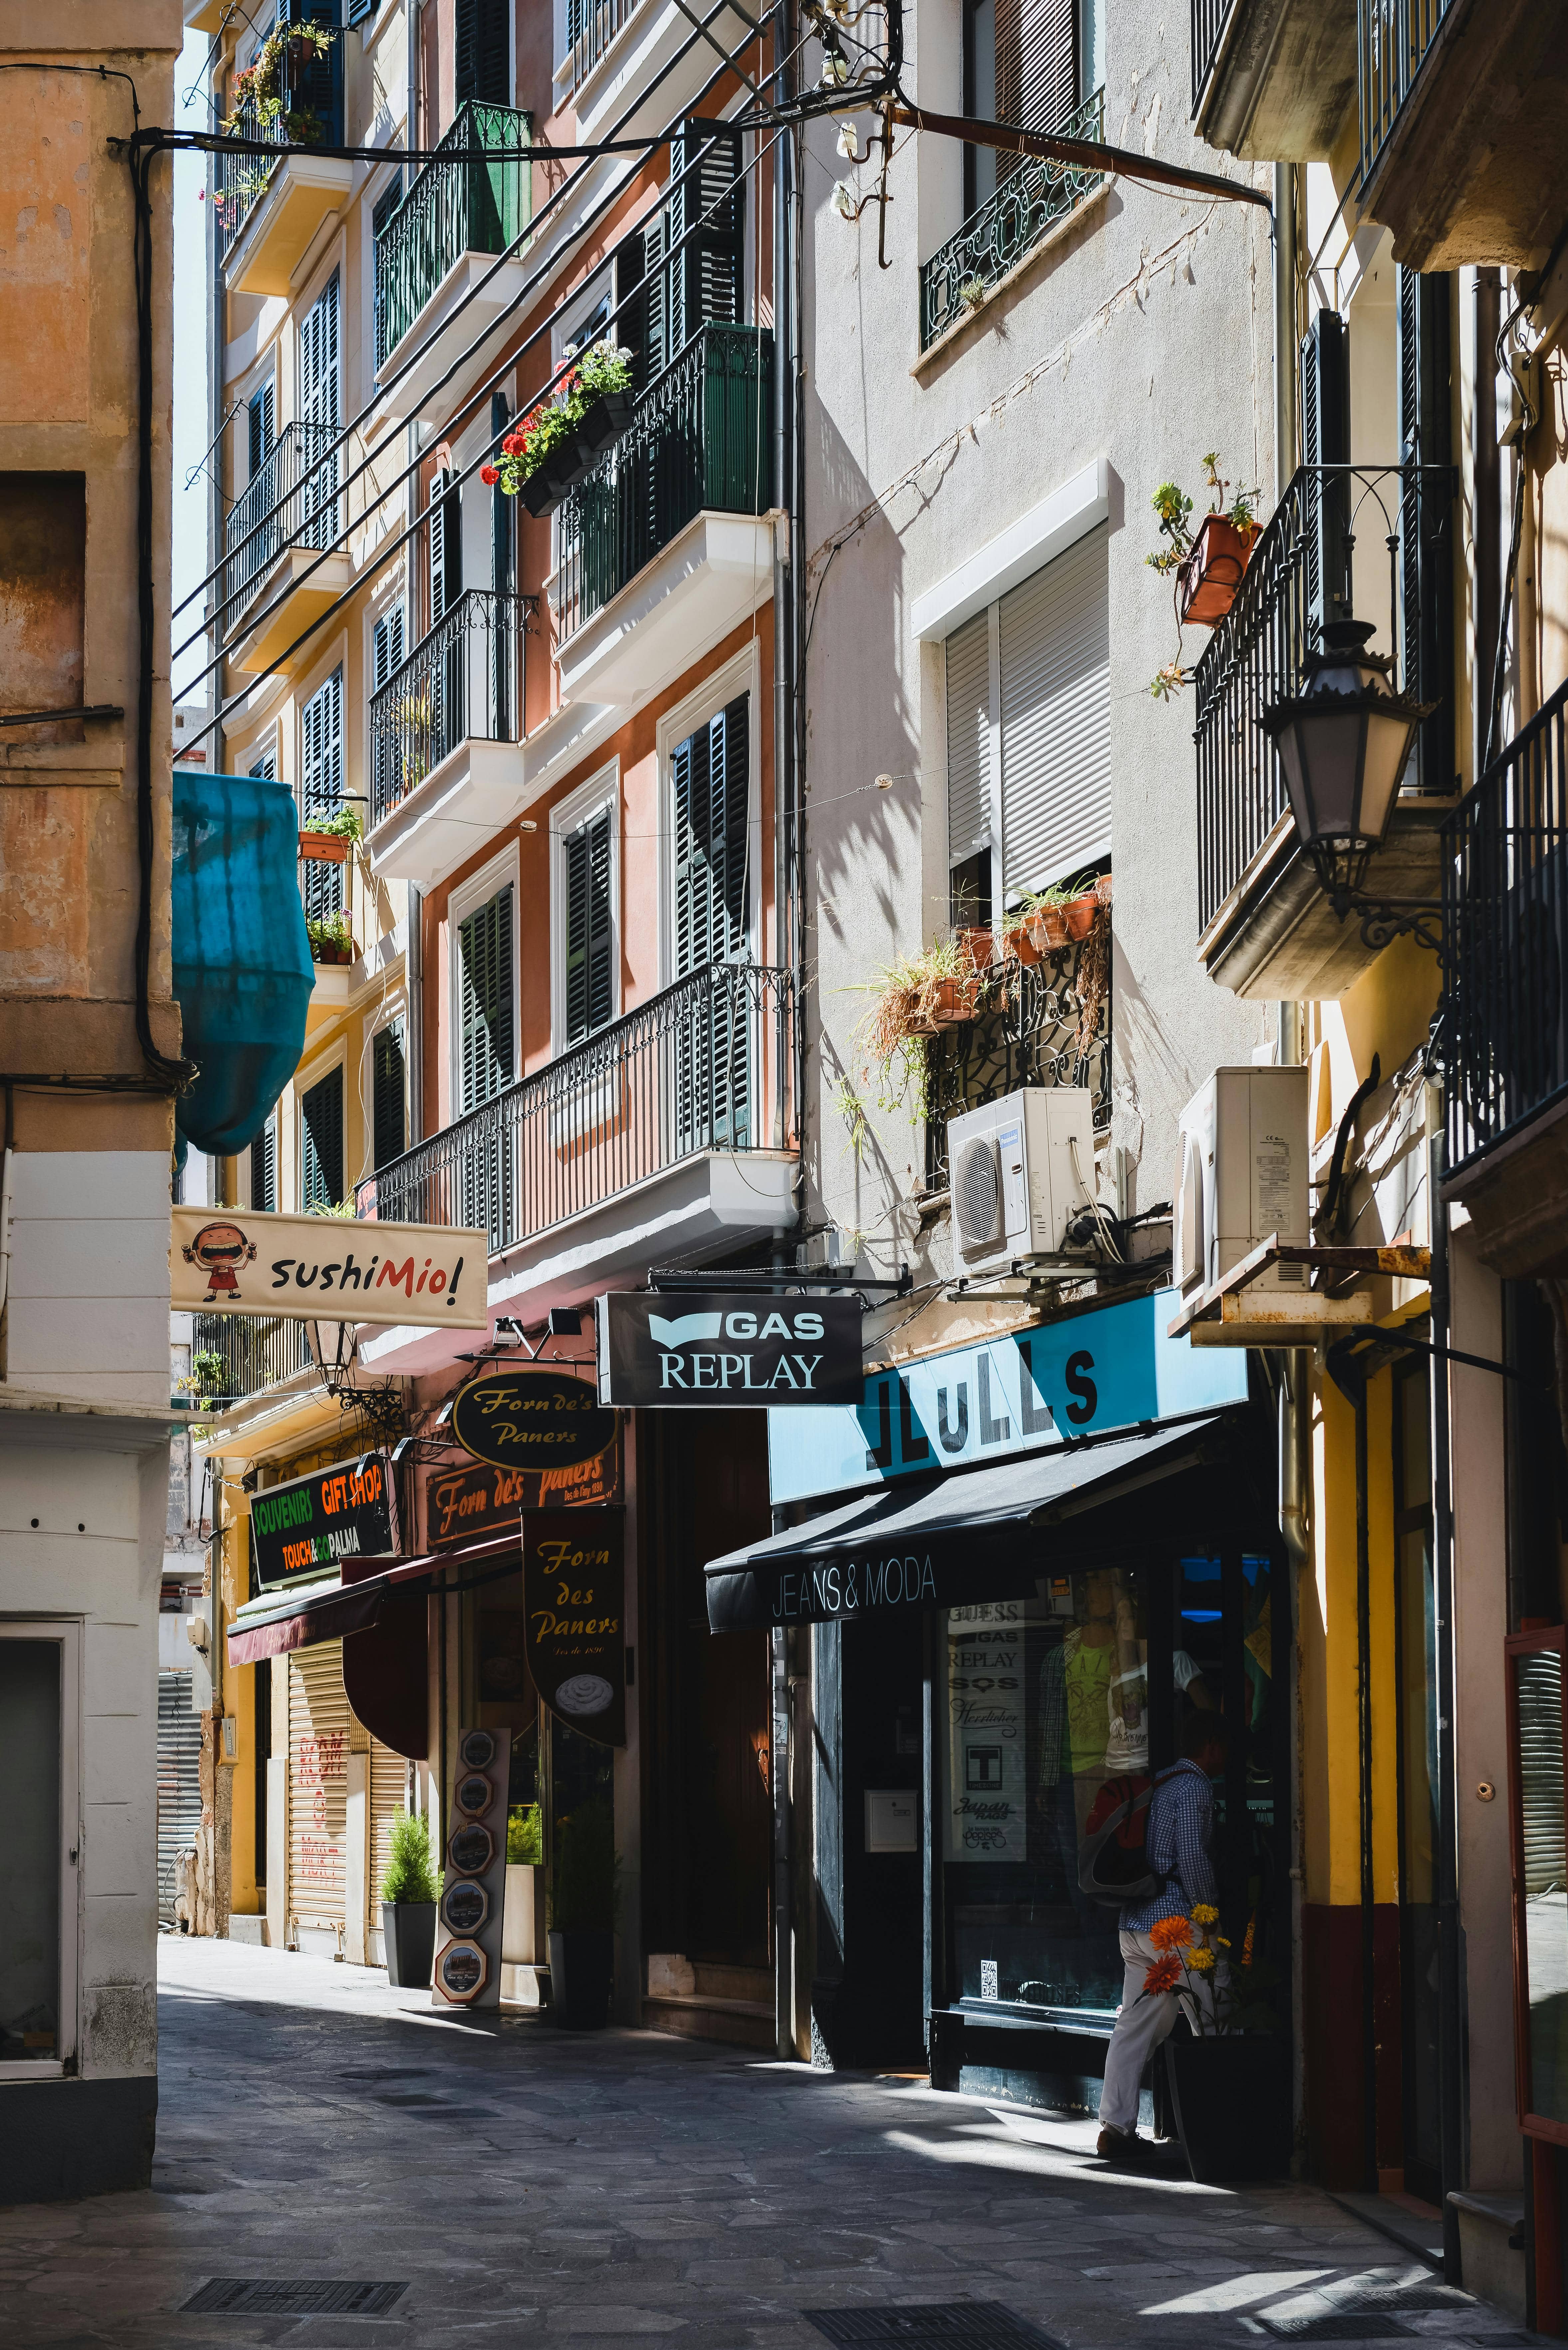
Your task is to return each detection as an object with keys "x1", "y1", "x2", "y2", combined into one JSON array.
[
  {"x1": 945, "y1": 1602, "x2": 1028, "y2": 1863},
  {"x1": 523, "y1": 1509, "x2": 625, "y2": 1749}
]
